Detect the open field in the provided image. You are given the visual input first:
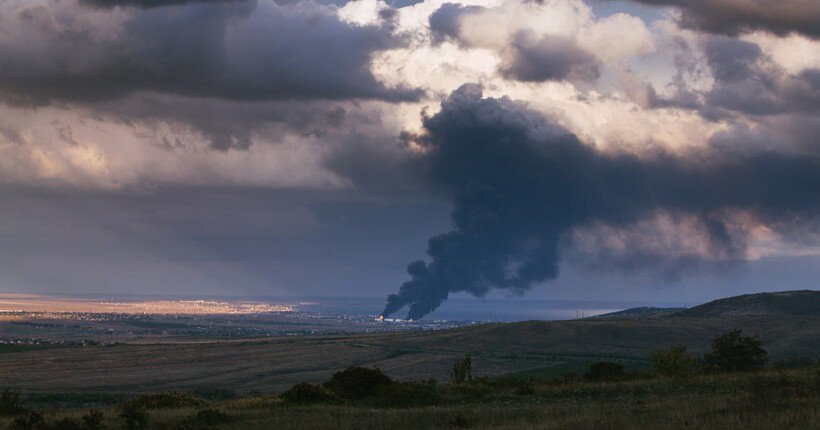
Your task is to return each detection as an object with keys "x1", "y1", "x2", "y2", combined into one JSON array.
[
  {"x1": 1, "y1": 367, "x2": 818, "y2": 430},
  {"x1": 0, "y1": 315, "x2": 818, "y2": 394}
]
